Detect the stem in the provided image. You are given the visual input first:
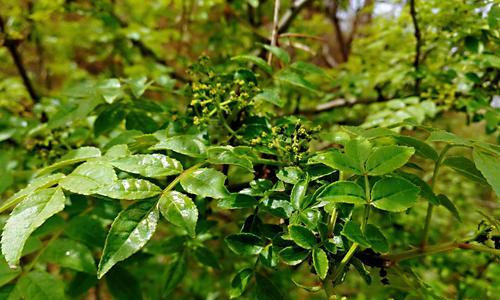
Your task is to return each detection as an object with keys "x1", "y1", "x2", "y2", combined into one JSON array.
[
  {"x1": 162, "y1": 162, "x2": 204, "y2": 194},
  {"x1": 362, "y1": 174, "x2": 371, "y2": 231},
  {"x1": 327, "y1": 208, "x2": 338, "y2": 238},
  {"x1": 332, "y1": 243, "x2": 358, "y2": 282},
  {"x1": 420, "y1": 144, "x2": 451, "y2": 248},
  {"x1": 383, "y1": 242, "x2": 500, "y2": 263},
  {"x1": 268, "y1": 0, "x2": 281, "y2": 64},
  {"x1": 409, "y1": 0, "x2": 422, "y2": 96}
]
